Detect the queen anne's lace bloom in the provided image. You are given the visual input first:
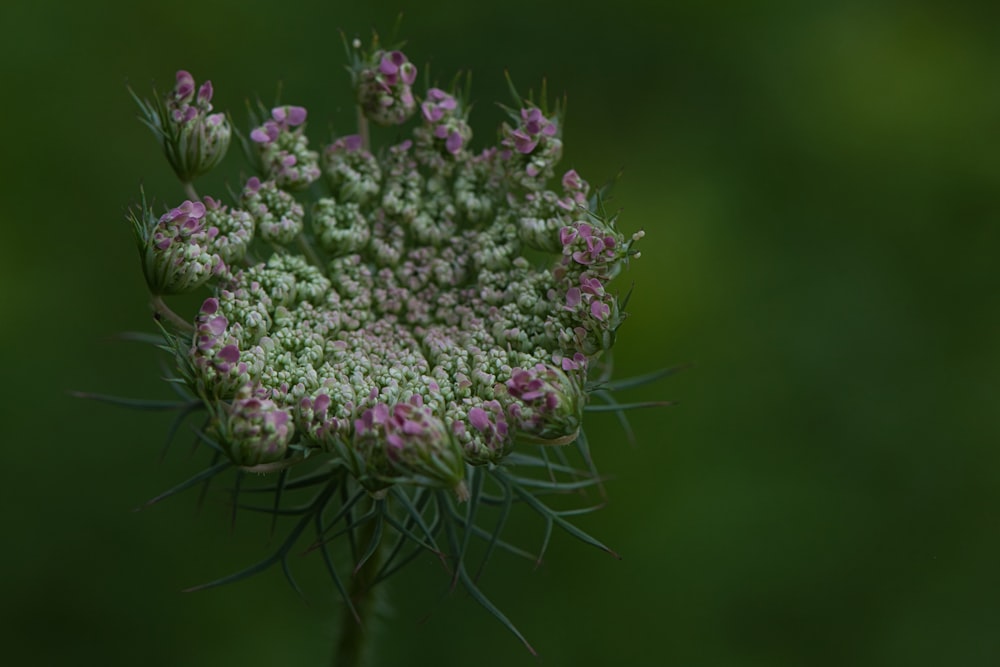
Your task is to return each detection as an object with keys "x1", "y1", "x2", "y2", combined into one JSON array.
[
  {"x1": 121, "y1": 33, "x2": 657, "y2": 656},
  {"x1": 190, "y1": 132, "x2": 636, "y2": 472}
]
